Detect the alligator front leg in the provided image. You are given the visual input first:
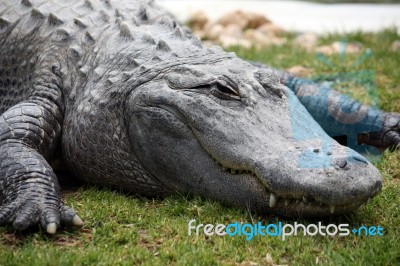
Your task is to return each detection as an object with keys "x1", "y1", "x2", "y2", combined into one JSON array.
[
  {"x1": 357, "y1": 112, "x2": 400, "y2": 150},
  {"x1": 252, "y1": 62, "x2": 400, "y2": 150},
  {"x1": 0, "y1": 100, "x2": 82, "y2": 233}
]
